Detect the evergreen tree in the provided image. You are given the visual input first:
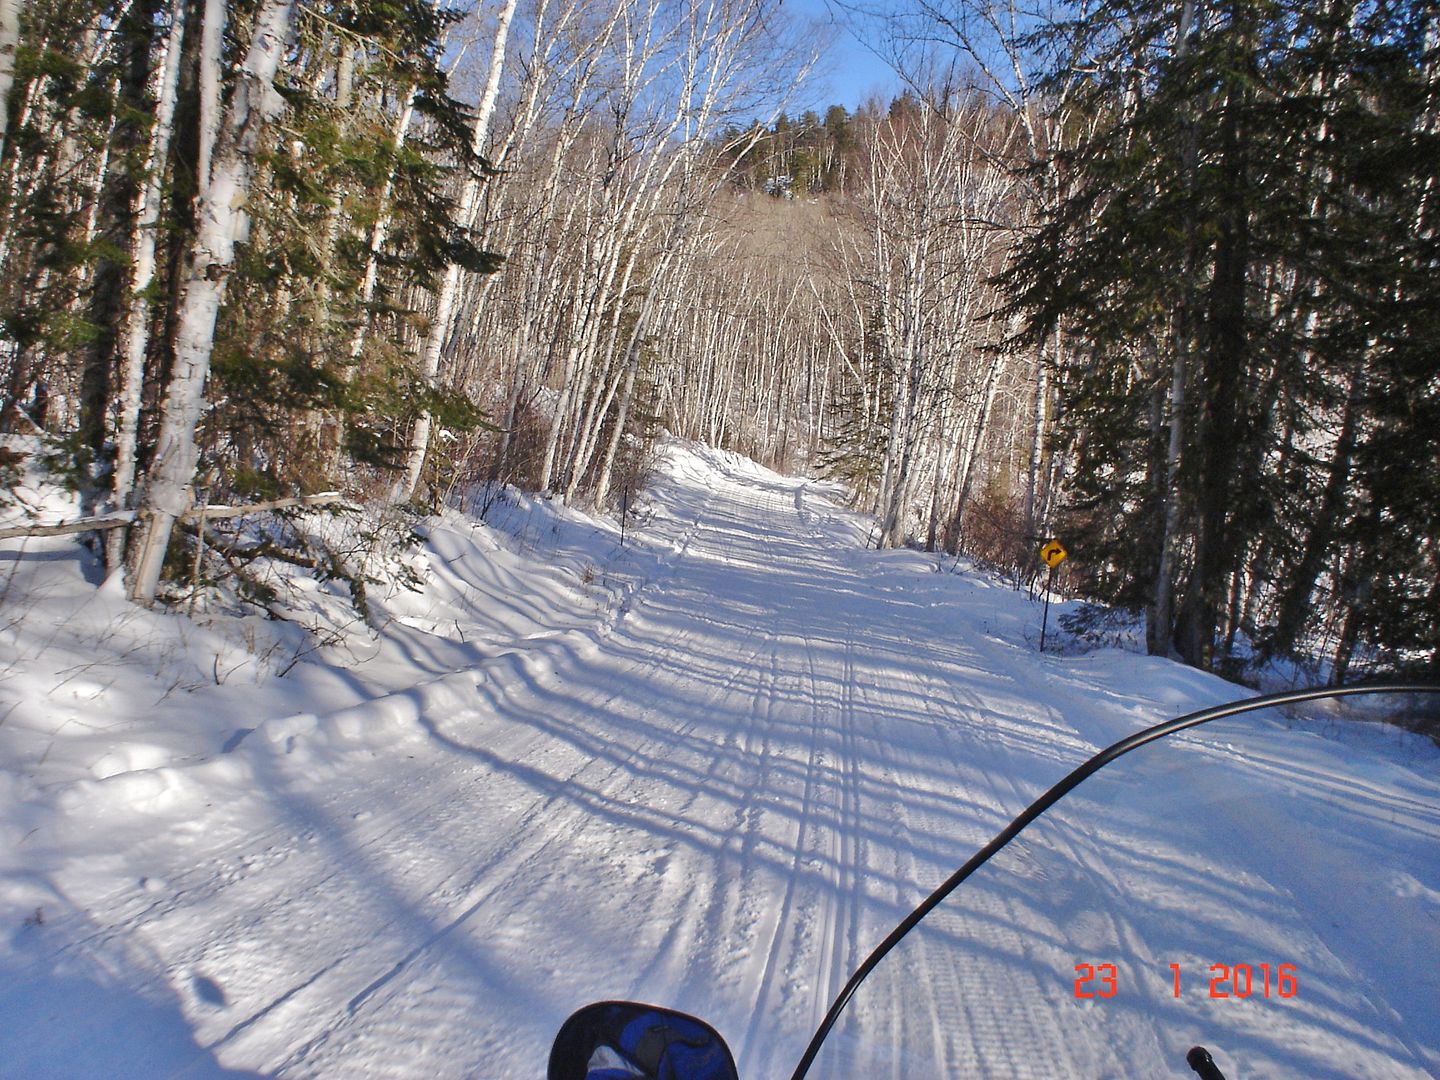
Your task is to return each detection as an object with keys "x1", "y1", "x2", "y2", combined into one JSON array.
[{"x1": 1003, "y1": 0, "x2": 1439, "y2": 675}]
